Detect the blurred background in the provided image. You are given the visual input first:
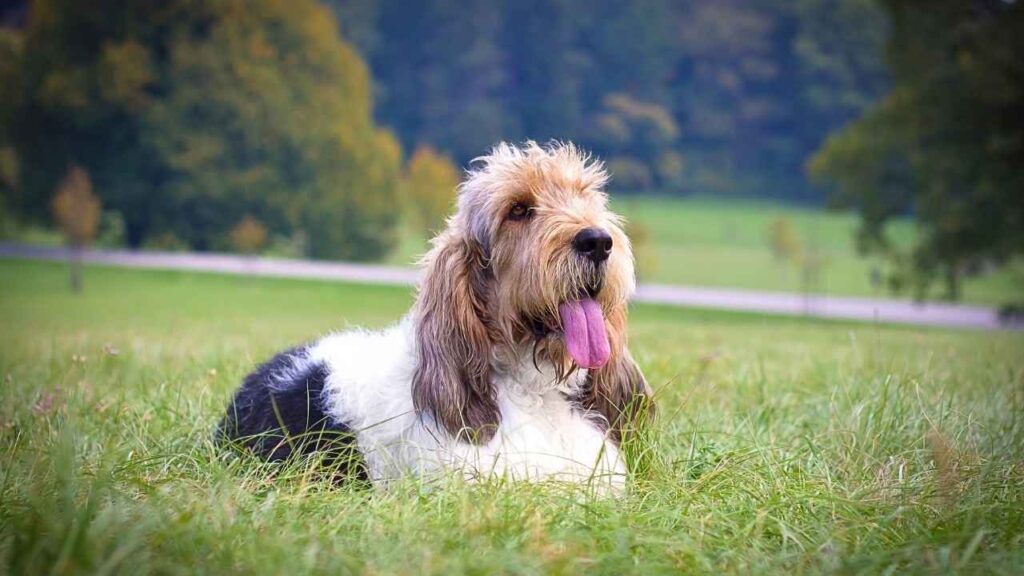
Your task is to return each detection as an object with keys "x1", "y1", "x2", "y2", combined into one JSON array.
[{"x1": 0, "y1": 0, "x2": 1021, "y2": 306}]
